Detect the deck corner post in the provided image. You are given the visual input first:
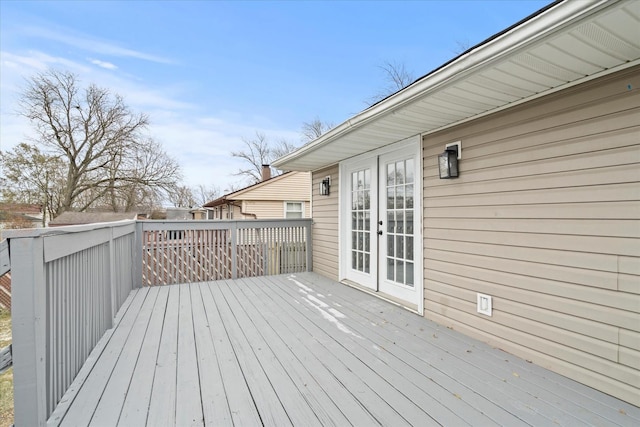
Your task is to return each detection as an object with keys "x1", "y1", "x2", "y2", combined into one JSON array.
[
  {"x1": 305, "y1": 219, "x2": 313, "y2": 272},
  {"x1": 10, "y1": 236, "x2": 48, "y2": 426},
  {"x1": 230, "y1": 222, "x2": 238, "y2": 279}
]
